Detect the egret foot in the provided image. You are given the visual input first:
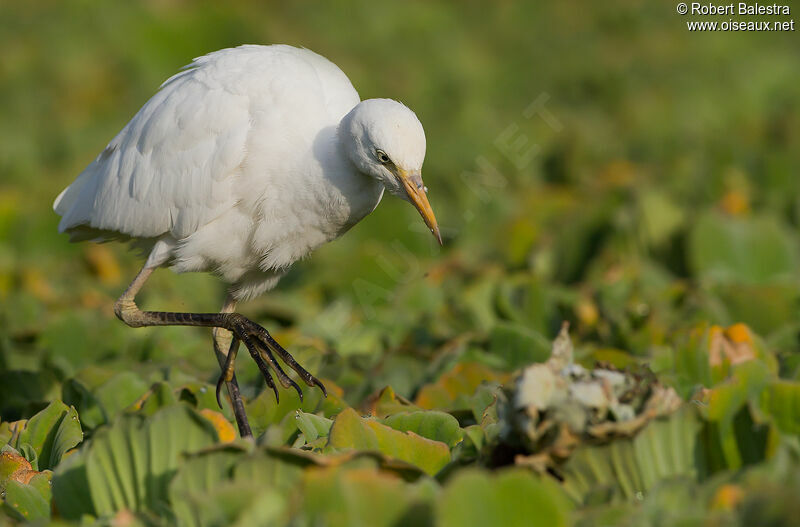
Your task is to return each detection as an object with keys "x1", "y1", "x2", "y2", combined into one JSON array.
[
  {"x1": 114, "y1": 265, "x2": 326, "y2": 439},
  {"x1": 214, "y1": 313, "x2": 328, "y2": 405}
]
